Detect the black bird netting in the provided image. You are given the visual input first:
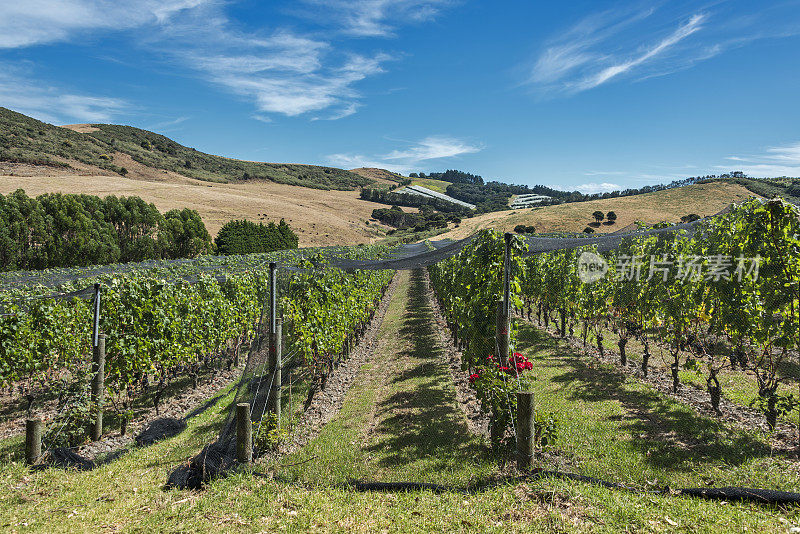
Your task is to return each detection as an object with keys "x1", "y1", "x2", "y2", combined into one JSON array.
[{"x1": 166, "y1": 266, "x2": 300, "y2": 488}]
